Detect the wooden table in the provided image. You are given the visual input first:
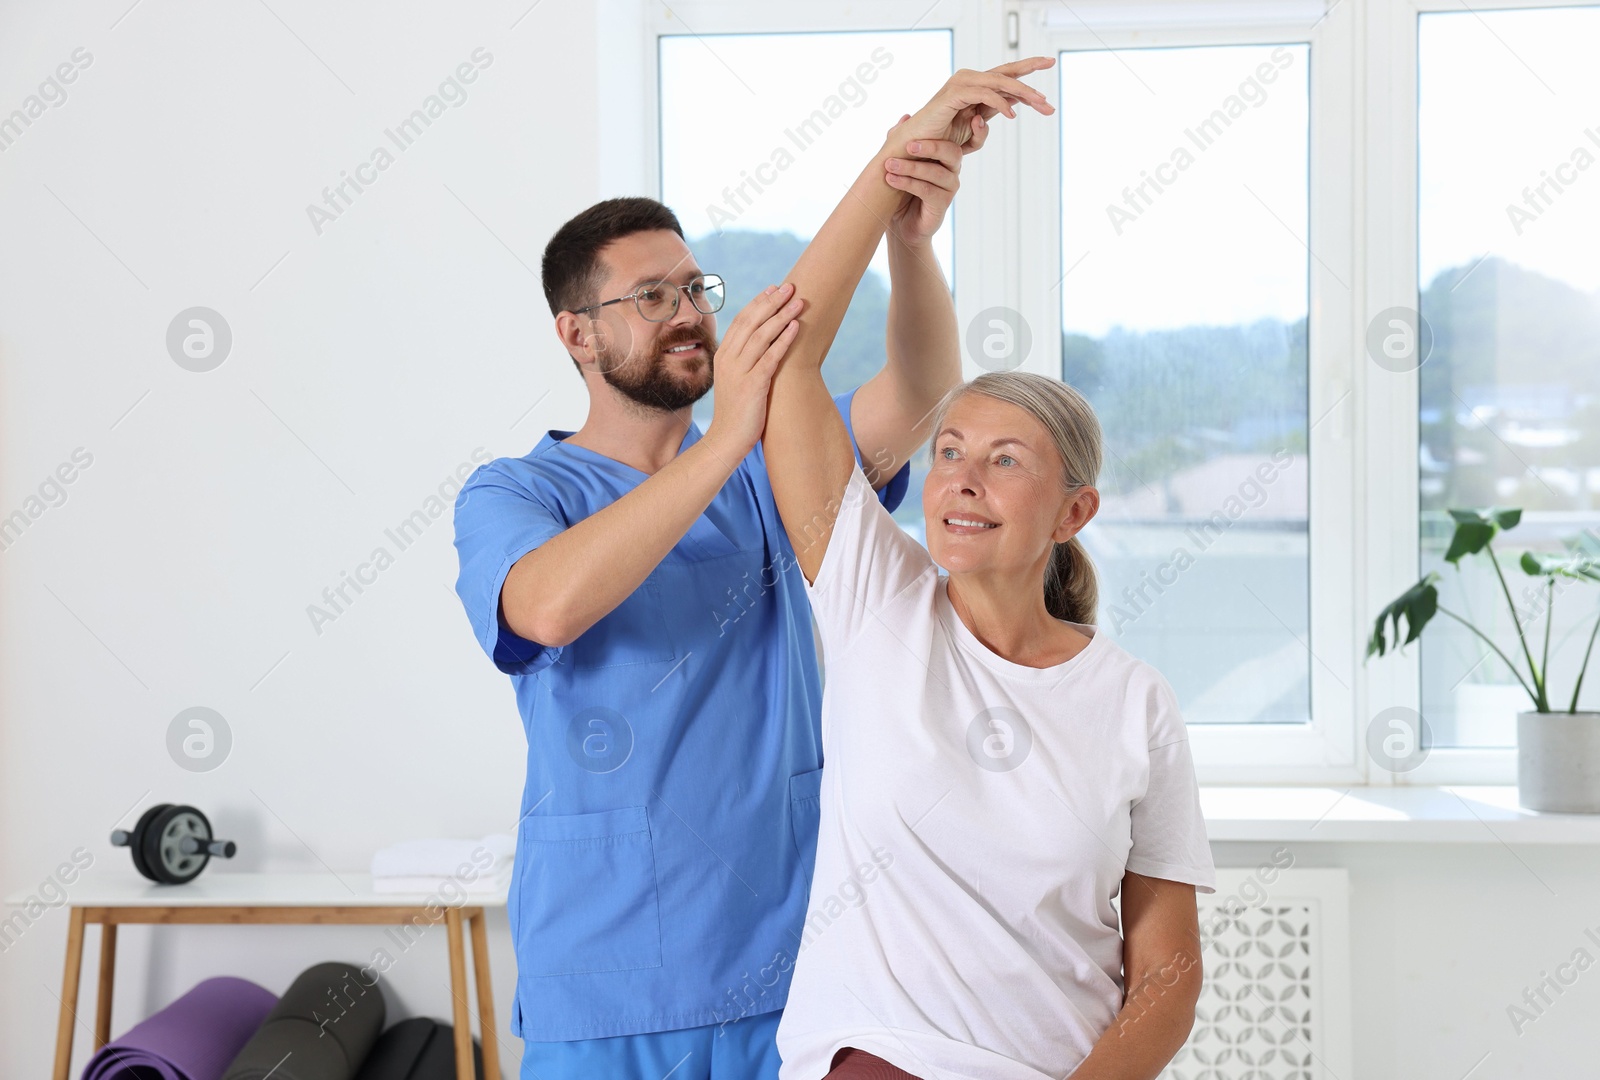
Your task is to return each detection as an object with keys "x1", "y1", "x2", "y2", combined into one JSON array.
[{"x1": 11, "y1": 872, "x2": 507, "y2": 1080}]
